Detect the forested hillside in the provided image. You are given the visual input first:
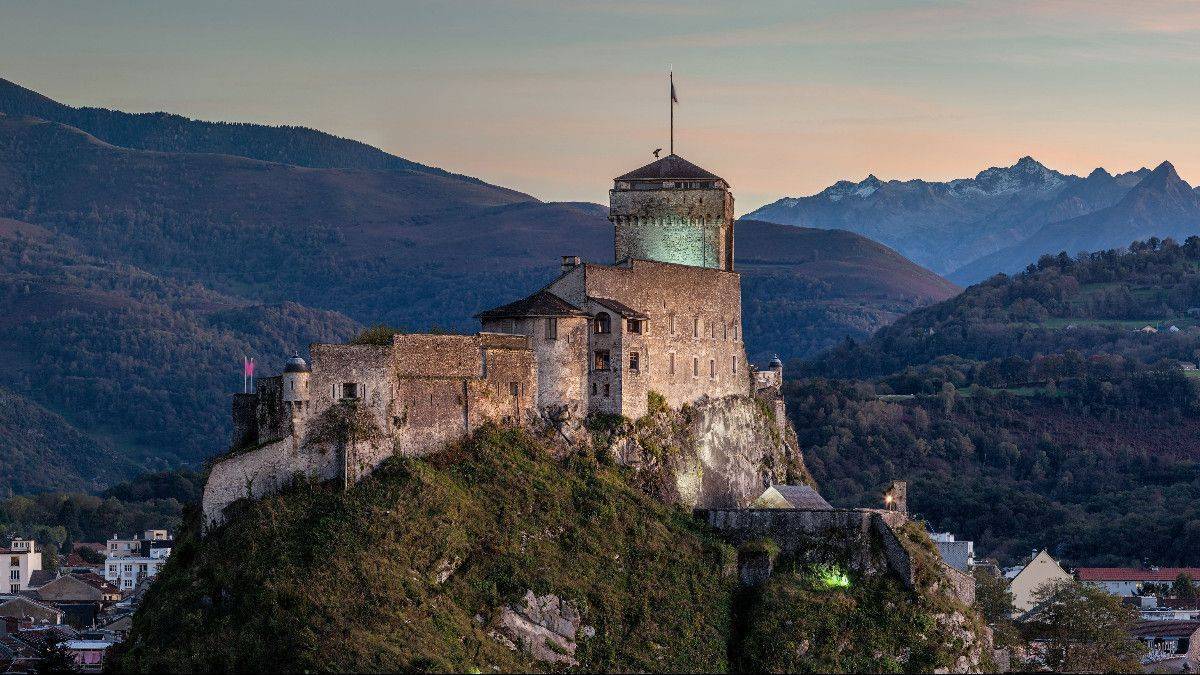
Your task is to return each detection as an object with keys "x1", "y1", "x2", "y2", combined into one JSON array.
[
  {"x1": 0, "y1": 216, "x2": 357, "y2": 491},
  {"x1": 793, "y1": 238, "x2": 1200, "y2": 566}
]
